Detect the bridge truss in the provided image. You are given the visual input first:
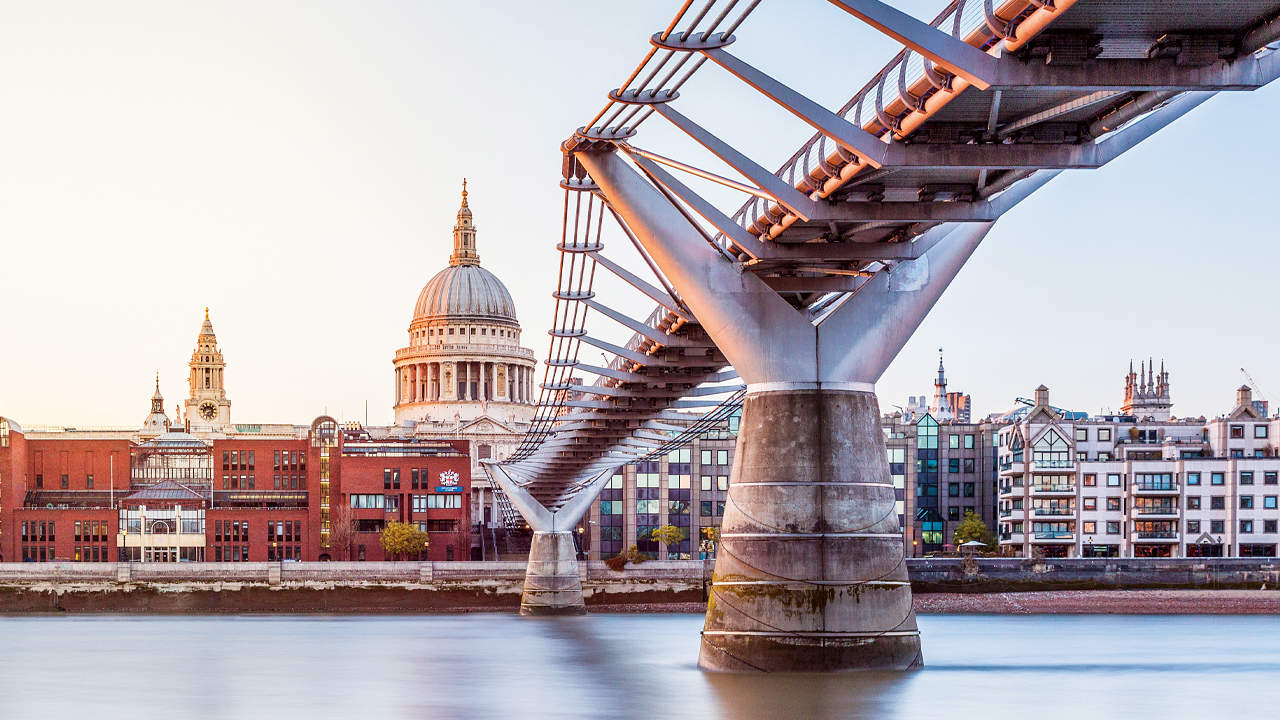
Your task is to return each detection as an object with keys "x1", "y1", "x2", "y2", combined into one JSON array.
[{"x1": 485, "y1": 0, "x2": 1280, "y2": 636}]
